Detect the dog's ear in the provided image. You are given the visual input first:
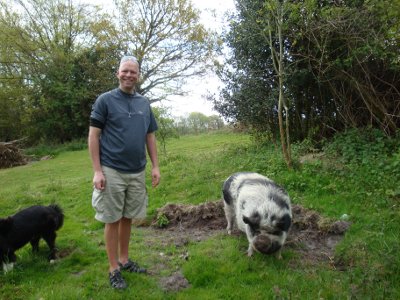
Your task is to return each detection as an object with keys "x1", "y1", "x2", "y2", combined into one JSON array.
[{"x1": 0, "y1": 217, "x2": 13, "y2": 234}]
